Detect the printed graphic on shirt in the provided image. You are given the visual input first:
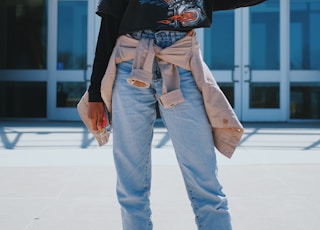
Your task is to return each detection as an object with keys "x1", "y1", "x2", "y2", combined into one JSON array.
[{"x1": 138, "y1": 0, "x2": 207, "y2": 28}]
